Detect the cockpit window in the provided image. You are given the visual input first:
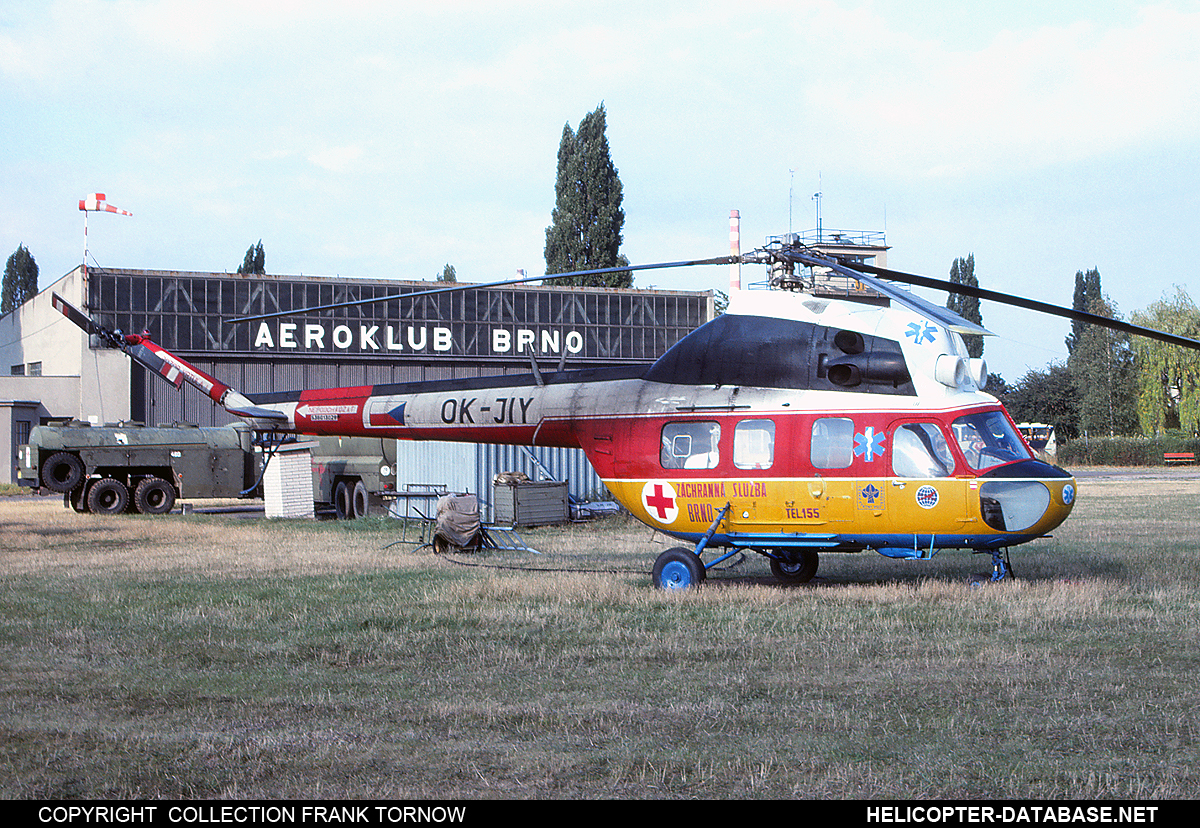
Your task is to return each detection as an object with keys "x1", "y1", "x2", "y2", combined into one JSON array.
[
  {"x1": 892, "y1": 423, "x2": 955, "y2": 478},
  {"x1": 952, "y1": 411, "x2": 1032, "y2": 471}
]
